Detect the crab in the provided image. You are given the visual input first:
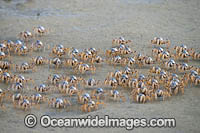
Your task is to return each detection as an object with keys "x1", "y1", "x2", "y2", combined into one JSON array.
[
  {"x1": 31, "y1": 56, "x2": 48, "y2": 65},
  {"x1": 184, "y1": 70, "x2": 198, "y2": 84},
  {"x1": 77, "y1": 49, "x2": 93, "y2": 61},
  {"x1": 174, "y1": 44, "x2": 187, "y2": 53},
  {"x1": 63, "y1": 75, "x2": 81, "y2": 85},
  {"x1": 81, "y1": 100, "x2": 105, "y2": 112},
  {"x1": 0, "y1": 43, "x2": 8, "y2": 52},
  {"x1": 108, "y1": 90, "x2": 126, "y2": 102},
  {"x1": 10, "y1": 82, "x2": 25, "y2": 92},
  {"x1": 189, "y1": 49, "x2": 200, "y2": 60},
  {"x1": 33, "y1": 84, "x2": 52, "y2": 93},
  {"x1": 1, "y1": 40, "x2": 15, "y2": 51},
  {"x1": 122, "y1": 57, "x2": 136, "y2": 67},
  {"x1": 77, "y1": 92, "x2": 91, "y2": 104},
  {"x1": 14, "y1": 40, "x2": 24, "y2": 48},
  {"x1": 9, "y1": 40, "x2": 23, "y2": 52},
  {"x1": 12, "y1": 75, "x2": 34, "y2": 84},
  {"x1": 17, "y1": 99, "x2": 32, "y2": 111},
  {"x1": 107, "y1": 55, "x2": 123, "y2": 65},
  {"x1": 142, "y1": 56, "x2": 154, "y2": 65},
  {"x1": 118, "y1": 74, "x2": 129, "y2": 87},
  {"x1": 47, "y1": 74, "x2": 63, "y2": 85},
  {"x1": 0, "y1": 72, "x2": 13, "y2": 83},
  {"x1": 88, "y1": 47, "x2": 100, "y2": 56},
  {"x1": 48, "y1": 97, "x2": 71, "y2": 109},
  {"x1": 91, "y1": 88, "x2": 106, "y2": 101},
  {"x1": 176, "y1": 63, "x2": 193, "y2": 72},
  {"x1": 104, "y1": 77, "x2": 118, "y2": 89},
  {"x1": 0, "y1": 68, "x2": 6, "y2": 75},
  {"x1": 151, "y1": 37, "x2": 170, "y2": 48},
  {"x1": 156, "y1": 70, "x2": 169, "y2": 84},
  {"x1": 123, "y1": 67, "x2": 138, "y2": 77},
  {"x1": 167, "y1": 80, "x2": 184, "y2": 95},
  {"x1": 68, "y1": 48, "x2": 80, "y2": 58},
  {"x1": 112, "y1": 37, "x2": 132, "y2": 45},
  {"x1": 168, "y1": 74, "x2": 188, "y2": 89},
  {"x1": 138, "y1": 74, "x2": 146, "y2": 82},
  {"x1": 194, "y1": 75, "x2": 200, "y2": 85},
  {"x1": 137, "y1": 81, "x2": 146, "y2": 89},
  {"x1": 62, "y1": 86, "x2": 79, "y2": 96},
  {"x1": 48, "y1": 57, "x2": 64, "y2": 68},
  {"x1": 156, "y1": 51, "x2": 171, "y2": 62},
  {"x1": 127, "y1": 78, "x2": 138, "y2": 88},
  {"x1": 64, "y1": 57, "x2": 80, "y2": 68},
  {"x1": 33, "y1": 26, "x2": 49, "y2": 36},
  {"x1": 135, "y1": 53, "x2": 145, "y2": 66},
  {"x1": 163, "y1": 59, "x2": 176, "y2": 70},
  {"x1": 82, "y1": 78, "x2": 101, "y2": 88},
  {"x1": 152, "y1": 47, "x2": 164, "y2": 56},
  {"x1": 0, "y1": 51, "x2": 10, "y2": 60},
  {"x1": 15, "y1": 62, "x2": 37, "y2": 73},
  {"x1": 107, "y1": 70, "x2": 123, "y2": 79},
  {"x1": 175, "y1": 50, "x2": 190, "y2": 61},
  {"x1": 31, "y1": 40, "x2": 50, "y2": 51},
  {"x1": 114, "y1": 44, "x2": 134, "y2": 56},
  {"x1": 153, "y1": 89, "x2": 171, "y2": 101},
  {"x1": 51, "y1": 44, "x2": 70, "y2": 57},
  {"x1": 29, "y1": 93, "x2": 48, "y2": 104},
  {"x1": 18, "y1": 31, "x2": 33, "y2": 41},
  {"x1": 146, "y1": 78, "x2": 160, "y2": 90},
  {"x1": 74, "y1": 63, "x2": 96, "y2": 74},
  {"x1": 167, "y1": 73, "x2": 180, "y2": 81},
  {"x1": 105, "y1": 47, "x2": 120, "y2": 57},
  {"x1": 0, "y1": 60, "x2": 14, "y2": 70},
  {"x1": 14, "y1": 45, "x2": 32, "y2": 55},
  {"x1": 131, "y1": 93, "x2": 151, "y2": 103},
  {"x1": 149, "y1": 66, "x2": 162, "y2": 74},
  {"x1": 9, "y1": 93, "x2": 28, "y2": 105},
  {"x1": 89, "y1": 55, "x2": 104, "y2": 65},
  {"x1": 131, "y1": 86, "x2": 150, "y2": 97},
  {"x1": 56, "y1": 81, "x2": 70, "y2": 93},
  {"x1": 193, "y1": 67, "x2": 200, "y2": 74}
]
